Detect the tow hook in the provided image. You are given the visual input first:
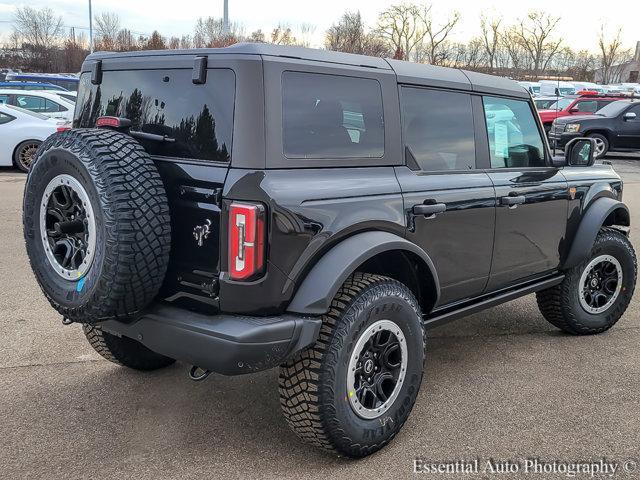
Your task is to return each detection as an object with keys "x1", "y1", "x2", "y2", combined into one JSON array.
[
  {"x1": 189, "y1": 365, "x2": 212, "y2": 382},
  {"x1": 61, "y1": 317, "x2": 73, "y2": 326}
]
